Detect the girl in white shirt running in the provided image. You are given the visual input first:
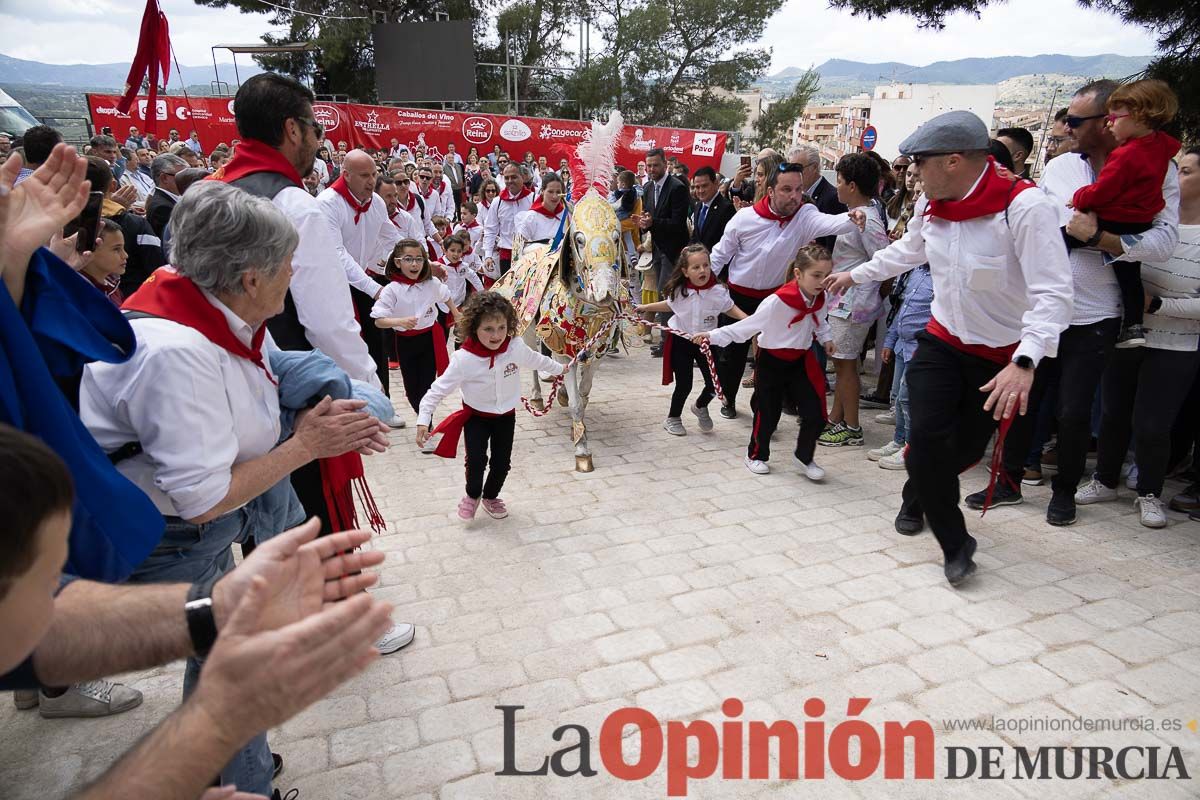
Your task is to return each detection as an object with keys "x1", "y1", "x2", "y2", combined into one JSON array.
[
  {"x1": 416, "y1": 292, "x2": 564, "y2": 521},
  {"x1": 696, "y1": 245, "x2": 836, "y2": 480},
  {"x1": 636, "y1": 244, "x2": 747, "y2": 436},
  {"x1": 372, "y1": 239, "x2": 459, "y2": 413}
]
